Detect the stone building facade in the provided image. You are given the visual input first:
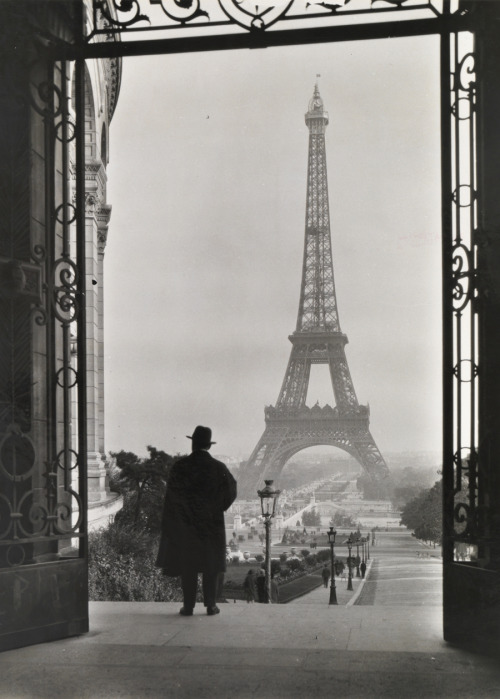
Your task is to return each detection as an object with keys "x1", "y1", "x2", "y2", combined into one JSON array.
[{"x1": 71, "y1": 51, "x2": 122, "y2": 525}]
